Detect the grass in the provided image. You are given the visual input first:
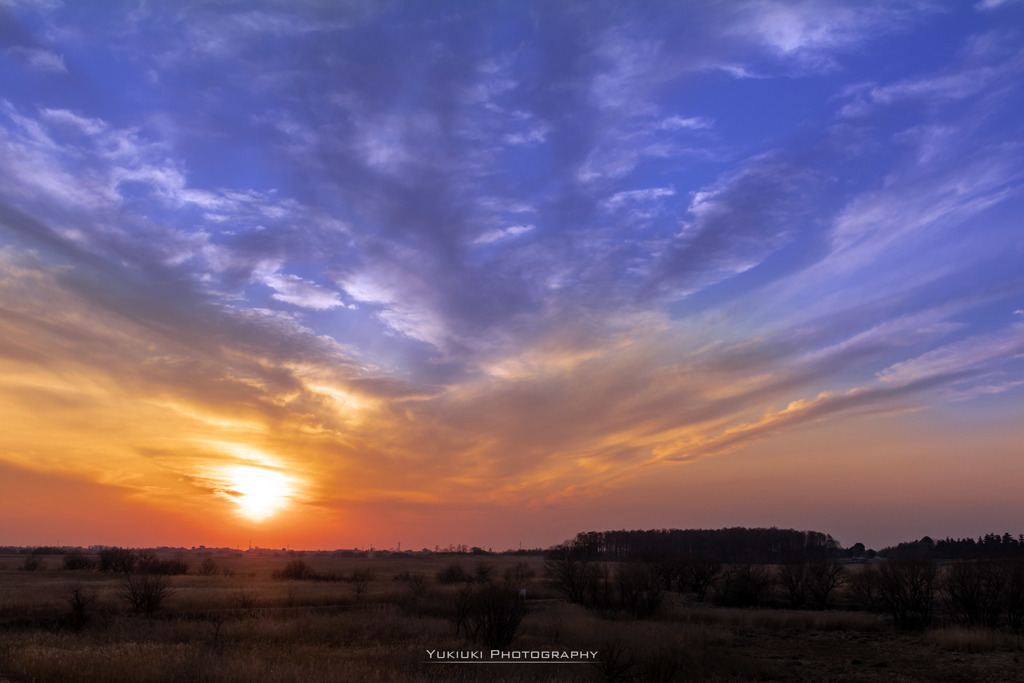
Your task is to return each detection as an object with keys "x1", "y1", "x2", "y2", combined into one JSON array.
[
  {"x1": 2, "y1": 553, "x2": 1024, "y2": 682},
  {"x1": 925, "y1": 627, "x2": 1024, "y2": 653}
]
